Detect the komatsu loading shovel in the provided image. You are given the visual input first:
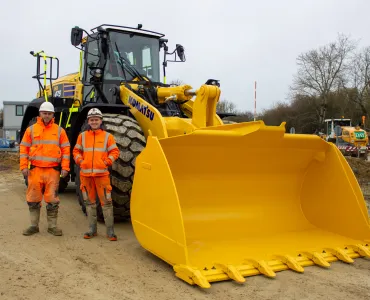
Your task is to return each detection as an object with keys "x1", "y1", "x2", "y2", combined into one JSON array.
[
  {"x1": 131, "y1": 121, "x2": 370, "y2": 288},
  {"x1": 23, "y1": 23, "x2": 369, "y2": 289}
]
